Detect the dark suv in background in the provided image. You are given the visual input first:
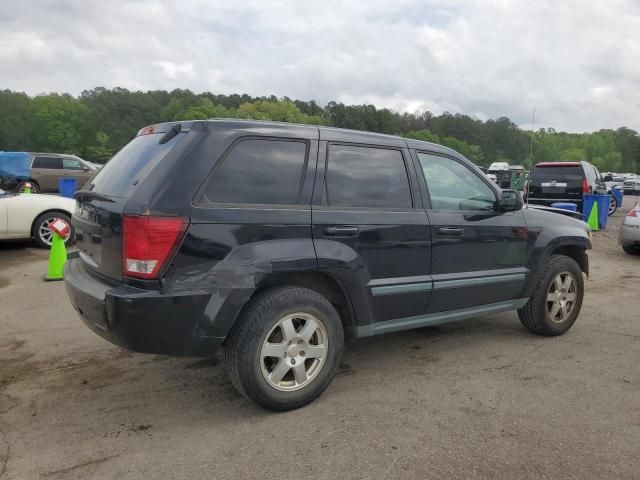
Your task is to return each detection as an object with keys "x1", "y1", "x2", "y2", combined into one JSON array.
[
  {"x1": 64, "y1": 120, "x2": 591, "y2": 411},
  {"x1": 525, "y1": 161, "x2": 616, "y2": 215}
]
